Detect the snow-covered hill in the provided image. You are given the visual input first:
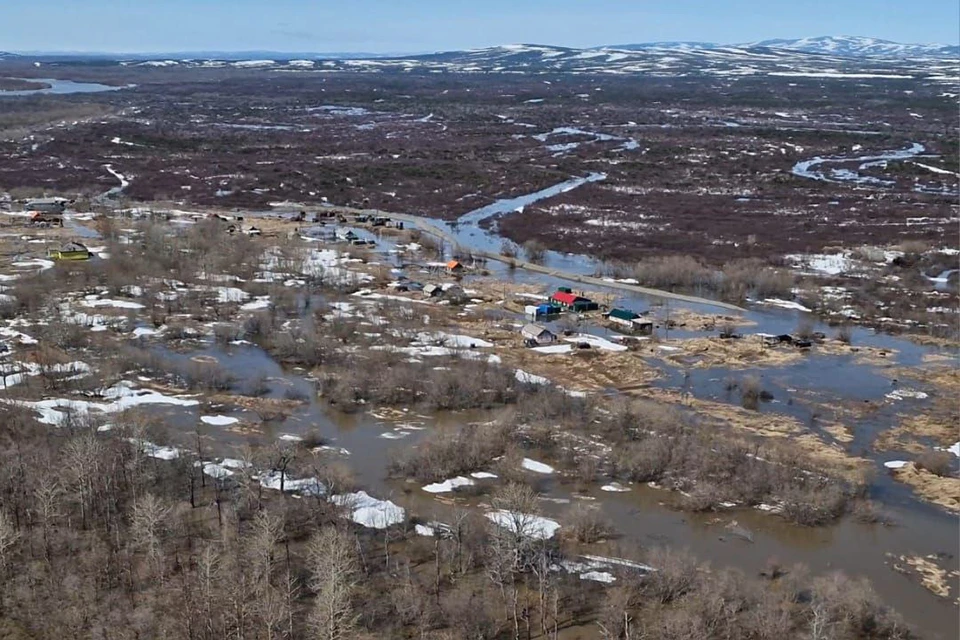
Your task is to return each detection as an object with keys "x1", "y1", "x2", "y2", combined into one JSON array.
[
  {"x1": 744, "y1": 36, "x2": 959, "y2": 59},
  {"x1": 298, "y1": 43, "x2": 954, "y2": 81},
  {"x1": 11, "y1": 41, "x2": 956, "y2": 83}
]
